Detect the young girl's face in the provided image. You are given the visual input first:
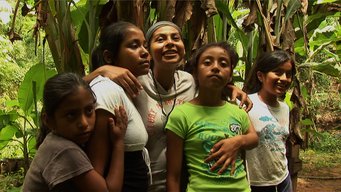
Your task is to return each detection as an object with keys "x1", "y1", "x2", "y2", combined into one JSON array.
[
  {"x1": 149, "y1": 26, "x2": 185, "y2": 69},
  {"x1": 47, "y1": 87, "x2": 96, "y2": 146},
  {"x1": 196, "y1": 46, "x2": 232, "y2": 89},
  {"x1": 115, "y1": 27, "x2": 150, "y2": 77},
  {"x1": 257, "y1": 61, "x2": 293, "y2": 97}
]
